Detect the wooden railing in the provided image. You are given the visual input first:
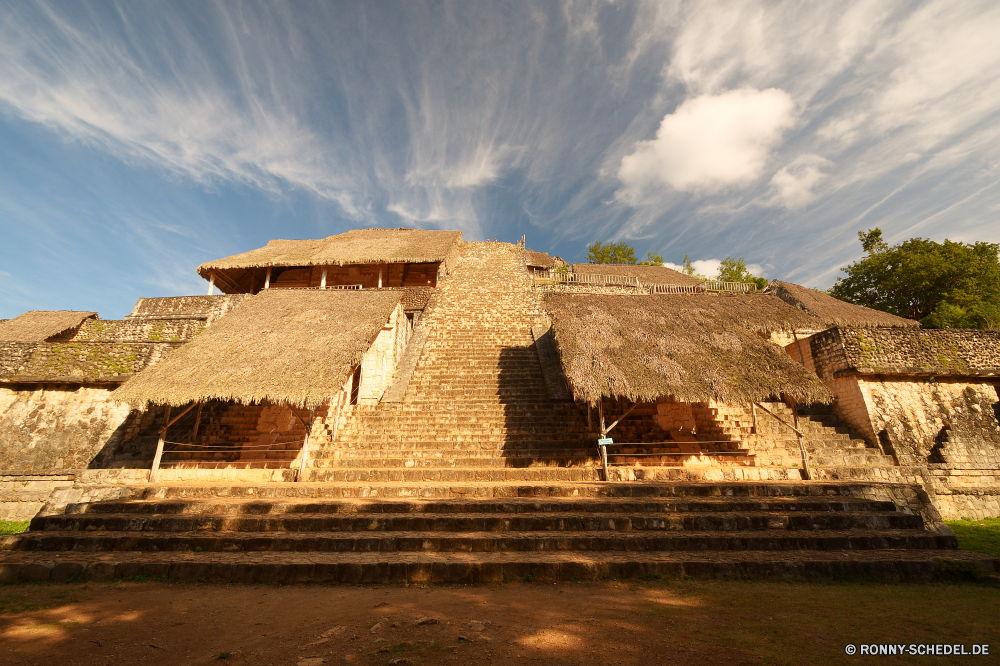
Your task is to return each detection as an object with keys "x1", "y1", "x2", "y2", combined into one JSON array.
[{"x1": 532, "y1": 272, "x2": 757, "y2": 294}]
